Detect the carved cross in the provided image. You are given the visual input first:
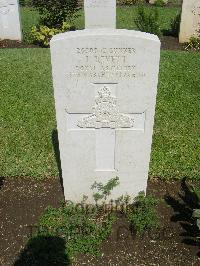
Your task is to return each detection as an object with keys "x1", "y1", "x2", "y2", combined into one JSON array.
[{"x1": 66, "y1": 84, "x2": 145, "y2": 173}]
